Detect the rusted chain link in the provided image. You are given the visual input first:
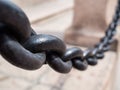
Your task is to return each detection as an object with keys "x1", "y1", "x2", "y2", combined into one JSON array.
[{"x1": 0, "y1": 0, "x2": 119, "y2": 73}]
